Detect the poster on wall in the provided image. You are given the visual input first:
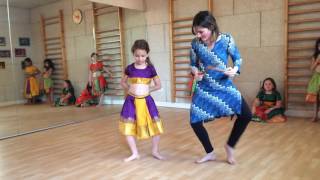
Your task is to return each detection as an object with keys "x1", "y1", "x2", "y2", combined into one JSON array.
[
  {"x1": 15, "y1": 48, "x2": 26, "y2": 57},
  {"x1": 0, "y1": 50, "x2": 11, "y2": 58},
  {"x1": 0, "y1": 37, "x2": 5, "y2": 46},
  {"x1": 19, "y1": 37, "x2": 30, "y2": 46},
  {"x1": 0, "y1": 61, "x2": 5, "y2": 69}
]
